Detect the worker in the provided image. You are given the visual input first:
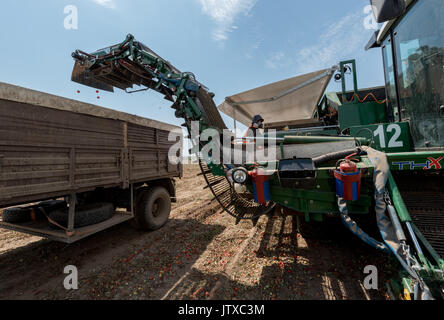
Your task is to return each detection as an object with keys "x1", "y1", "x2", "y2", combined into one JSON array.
[
  {"x1": 244, "y1": 115, "x2": 264, "y2": 140},
  {"x1": 323, "y1": 105, "x2": 338, "y2": 125}
]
